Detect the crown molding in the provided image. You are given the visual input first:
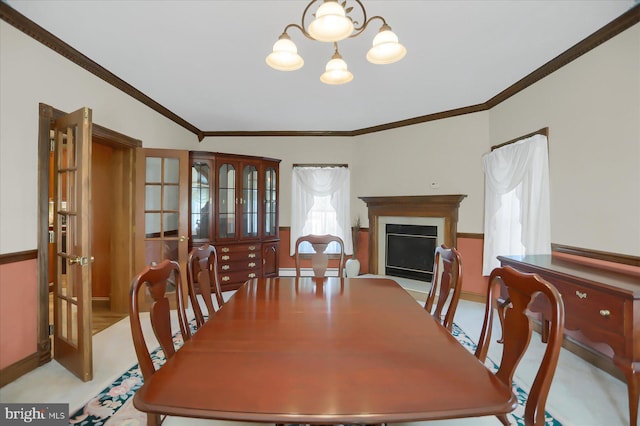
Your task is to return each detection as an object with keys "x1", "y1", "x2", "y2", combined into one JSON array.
[
  {"x1": 2, "y1": 3, "x2": 638, "y2": 139},
  {"x1": 0, "y1": 2, "x2": 202, "y2": 137}
]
